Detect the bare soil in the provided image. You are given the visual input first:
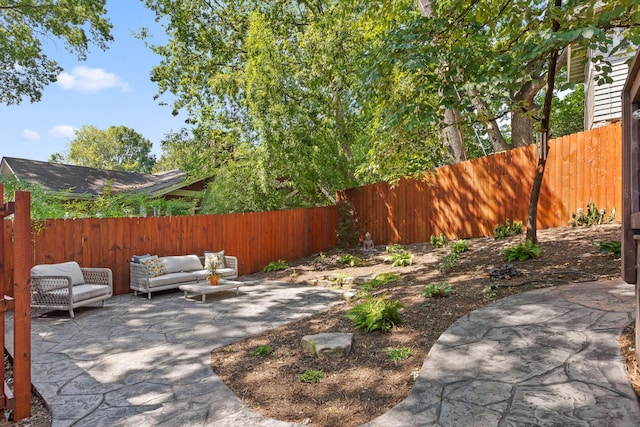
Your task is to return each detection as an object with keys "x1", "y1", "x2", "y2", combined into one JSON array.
[
  {"x1": 211, "y1": 222, "x2": 639, "y2": 427},
  {"x1": 4, "y1": 222, "x2": 637, "y2": 426}
]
